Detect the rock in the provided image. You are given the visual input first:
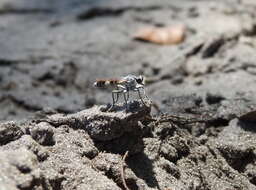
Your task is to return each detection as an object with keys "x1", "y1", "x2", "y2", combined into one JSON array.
[
  {"x1": 216, "y1": 118, "x2": 256, "y2": 172},
  {"x1": 92, "y1": 153, "x2": 122, "y2": 178},
  {"x1": 2, "y1": 135, "x2": 49, "y2": 161},
  {"x1": 1, "y1": 0, "x2": 256, "y2": 189},
  {"x1": 205, "y1": 93, "x2": 225, "y2": 105},
  {"x1": 160, "y1": 142, "x2": 179, "y2": 162},
  {"x1": 0, "y1": 148, "x2": 42, "y2": 190},
  {"x1": 201, "y1": 35, "x2": 225, "y2": 58},
  {"x1": 184, "y1": 57, "x2": 213, "y2": 76},
  {"x1": 6, "y1": 147, "x2": 38, "y2": 173},
  {"x1": 158, "y1": 158, "x2": 180, "y2": 179},
  {"x1": 0, "y1": 122, "x2": 24, "y2": 145},
  {"x1": 215, "y1": 98, "x2": 256, "y2": 121},
  {"x1": 75, "y1": 165, "x2": 121, "y2": 190},
  {"x1": 80, "y1": 140, "x2": 99, "y2": 159},
  {"x1": 30, "y1": 122, "x2": 55, "y2": 145},
  {"x1": 45, "y1": 101, "x2": 151, "y2": 141},
  {"x1": 0, "y1": 182, "x2": 18, "y2": 190}
]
